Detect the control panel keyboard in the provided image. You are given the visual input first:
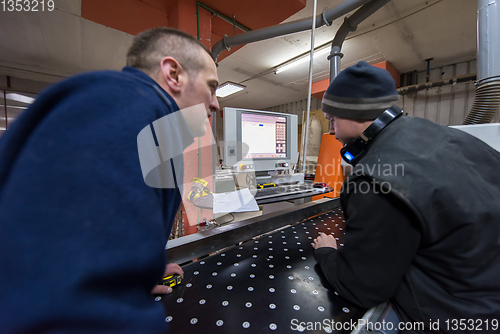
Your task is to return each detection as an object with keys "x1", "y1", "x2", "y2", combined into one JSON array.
[{"x1": 254, "y1": 184, "x2": 318, "y2": 200}]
